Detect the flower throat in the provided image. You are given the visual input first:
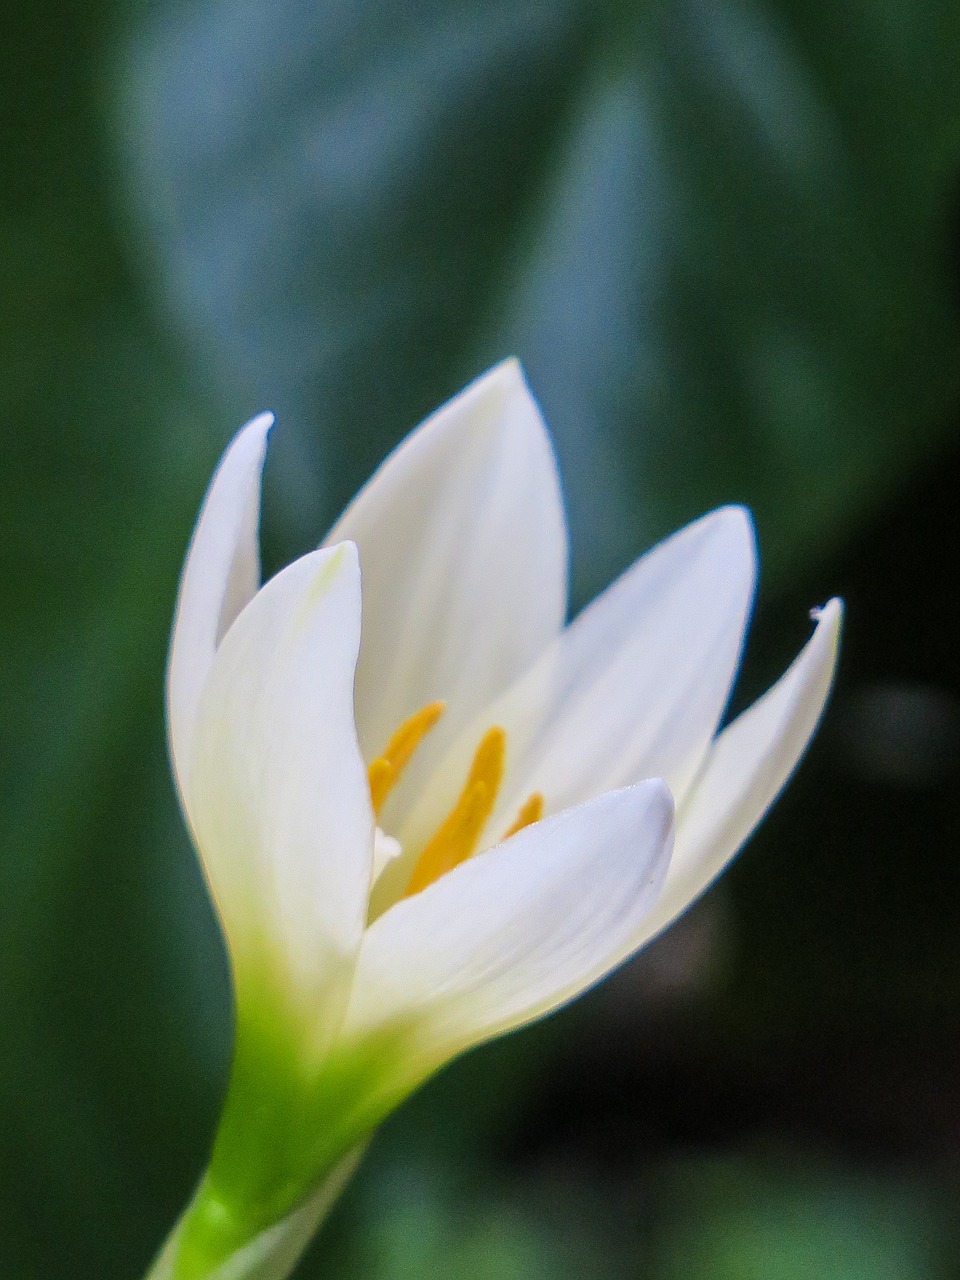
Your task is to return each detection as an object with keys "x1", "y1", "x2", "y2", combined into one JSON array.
[{"x1": 367, "y1": 702, "x2": 543, "y2": 896}]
